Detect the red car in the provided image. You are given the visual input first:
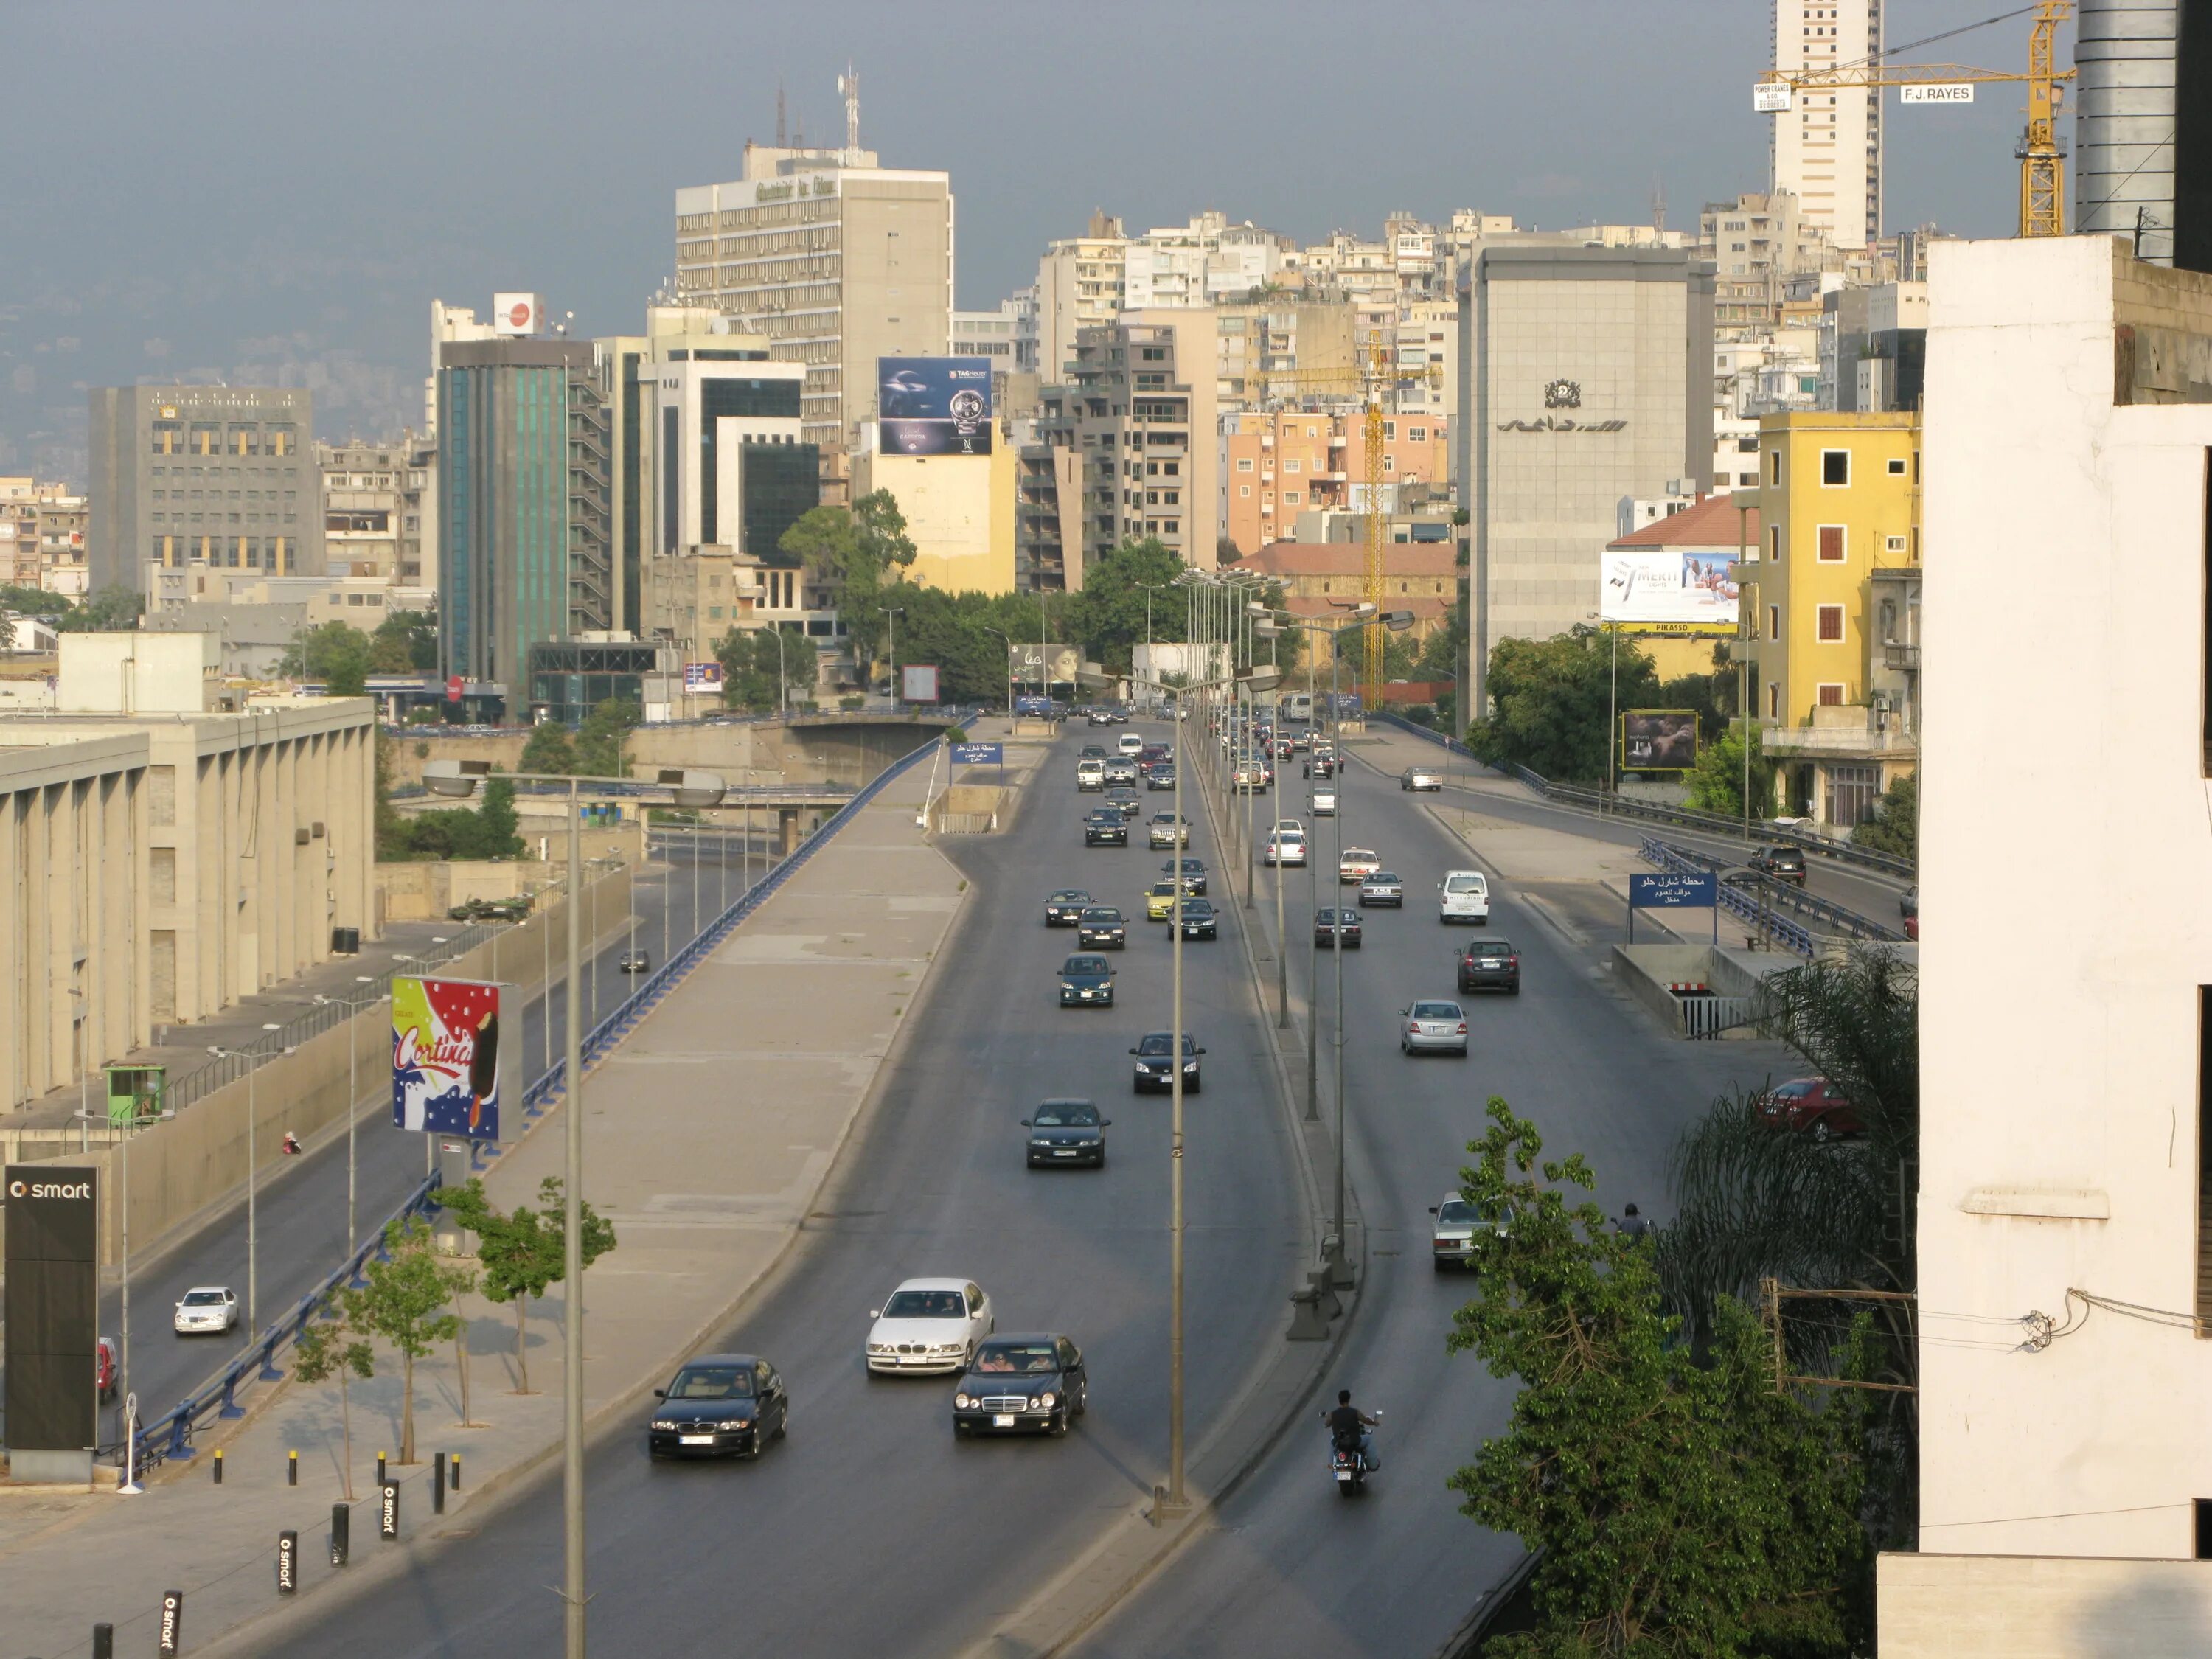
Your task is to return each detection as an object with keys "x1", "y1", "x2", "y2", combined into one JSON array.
[
  {"x1": 96, "y1": 1335, "x2": 119, "y2": 1402},
  {"x1": 1759, "y1": 1078, "x2": 1863, "y2": 1142}
]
